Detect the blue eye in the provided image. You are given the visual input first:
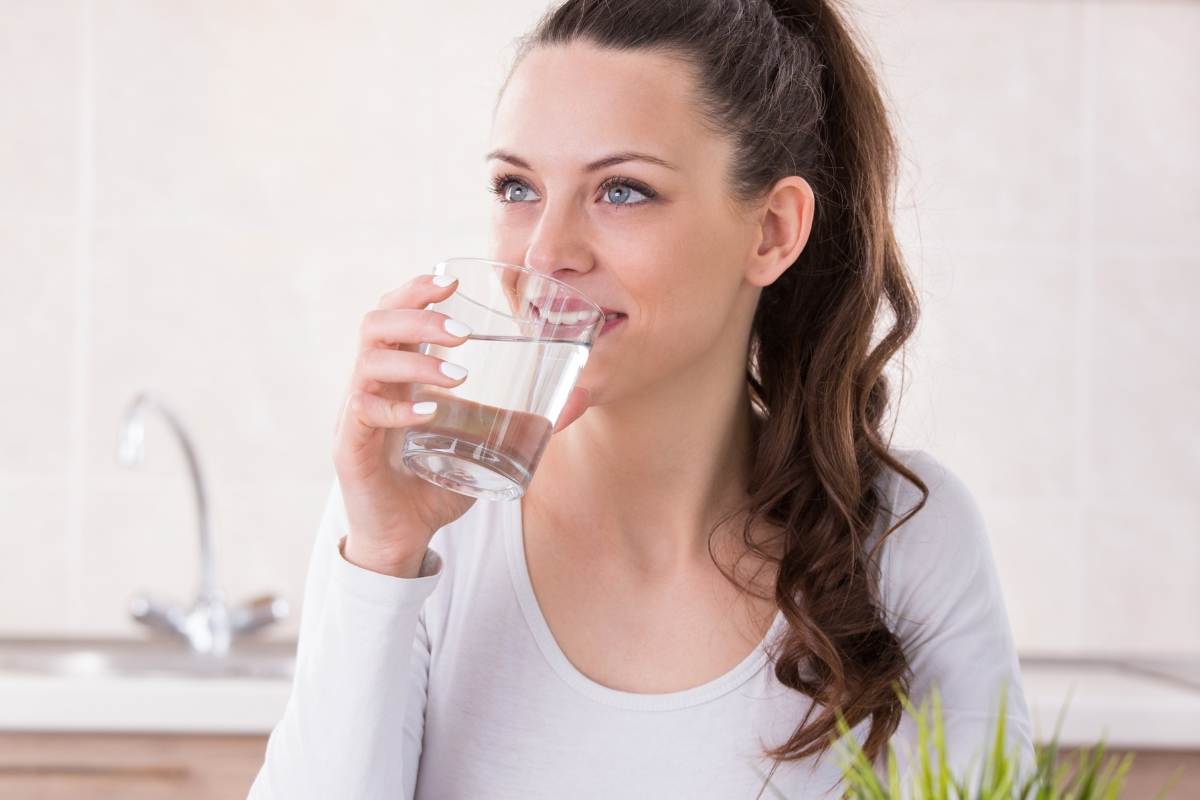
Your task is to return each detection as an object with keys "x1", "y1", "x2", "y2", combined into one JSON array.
[
  {"x1": 487, "y1": 173, "x2": 657, "y2": 209},
  {"x1": 490, "y1": 174, "x2": 540, "y2": 203},
  {"x1": 501, "y1": 179, "x2": 540, "y2": 201},
  {"x1": 604, "y1": 178, "x2": 652, "y2": 206}
]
